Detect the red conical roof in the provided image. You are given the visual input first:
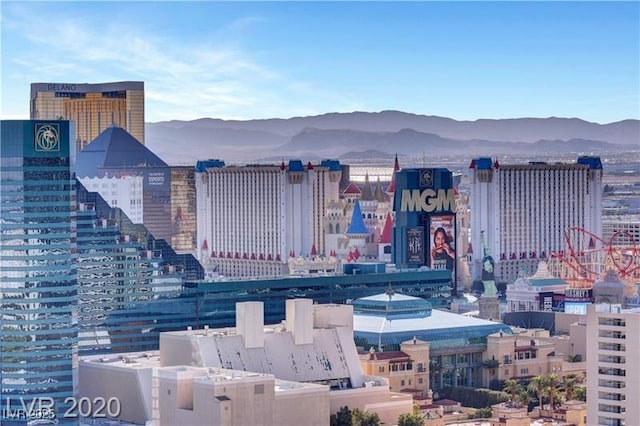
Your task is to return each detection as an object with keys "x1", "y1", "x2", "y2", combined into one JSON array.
[
  {"x1": 386, "y1": 154, "x2": 400, "y2": 193},
  {"x1": 311, "y1": 244, "x2": 317, "y2": 256},
  {"x1": 466, "y1": 242, "x2": 473, "y2": 254},
  {"x1": 201, "y1": 239, "x2": 208, "y2": 250},
  {"x1": 379, "y1": 213, "x2": 394, "y2": 244}
]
